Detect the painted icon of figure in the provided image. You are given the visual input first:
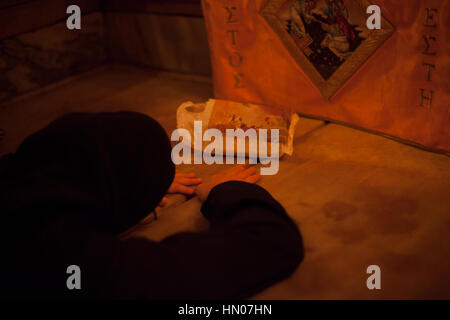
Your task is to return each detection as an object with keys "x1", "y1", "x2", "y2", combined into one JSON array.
[
  {"x1": 314, "y1": 0, "x2": 356, "y2": 61},
  {"x1": 323, "y1": 0, "x2": 356, "y2": 42},
  {"x1": 284, "y1": 0, "x2": 364, "y2": 78},
  {"x1": 289, "y1": 0, "x2": 317, "y2": 38}
]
